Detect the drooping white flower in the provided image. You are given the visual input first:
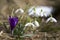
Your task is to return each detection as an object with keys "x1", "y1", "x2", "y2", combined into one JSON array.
[
  {"x1": 15, "y1": 8, "x2": 24, "y2": 13},
  {"x1": 46, "y1": 17, "x2": 57, "y2": 23},
  {"x1": 24, "y1": 21, "x2": 40, "y2": 30},
  {"x1": 32, "y1": 20, "x2": 40, "y2": 27},
  {"x1": 0, "y1": 31, "x2": 3, "y2": 36},
  {"x1": 25, "y1": 23, "x2": 35, "y2": 27},
  {"x1": 28, "y1": 6, "x2": 41, "y2": 17},
  {"x1": 24, "y1": 23, "x2": 35, "y2": 30},
  {"x1": 28, "y1": 6, "x2": 53, "y2": 17},
  {"x1": 39, "y1": 6, "x2": 53, "y2": 17}
]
